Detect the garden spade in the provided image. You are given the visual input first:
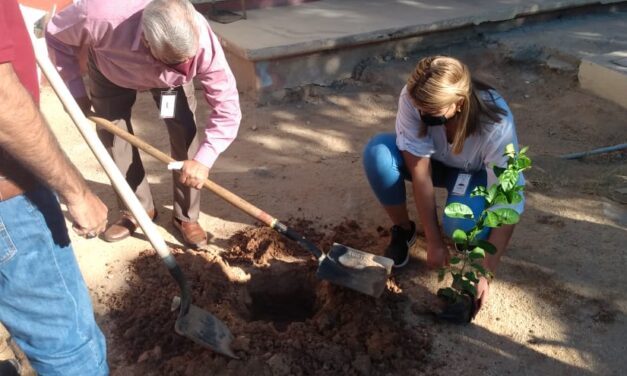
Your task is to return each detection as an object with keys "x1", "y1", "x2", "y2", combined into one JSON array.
[
  {"x1": 89, "y1": 116, "x2": 395, "y2": 298},
  {"x1": 31, "y1": 38, "x2": 236, "y2": 358}
]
